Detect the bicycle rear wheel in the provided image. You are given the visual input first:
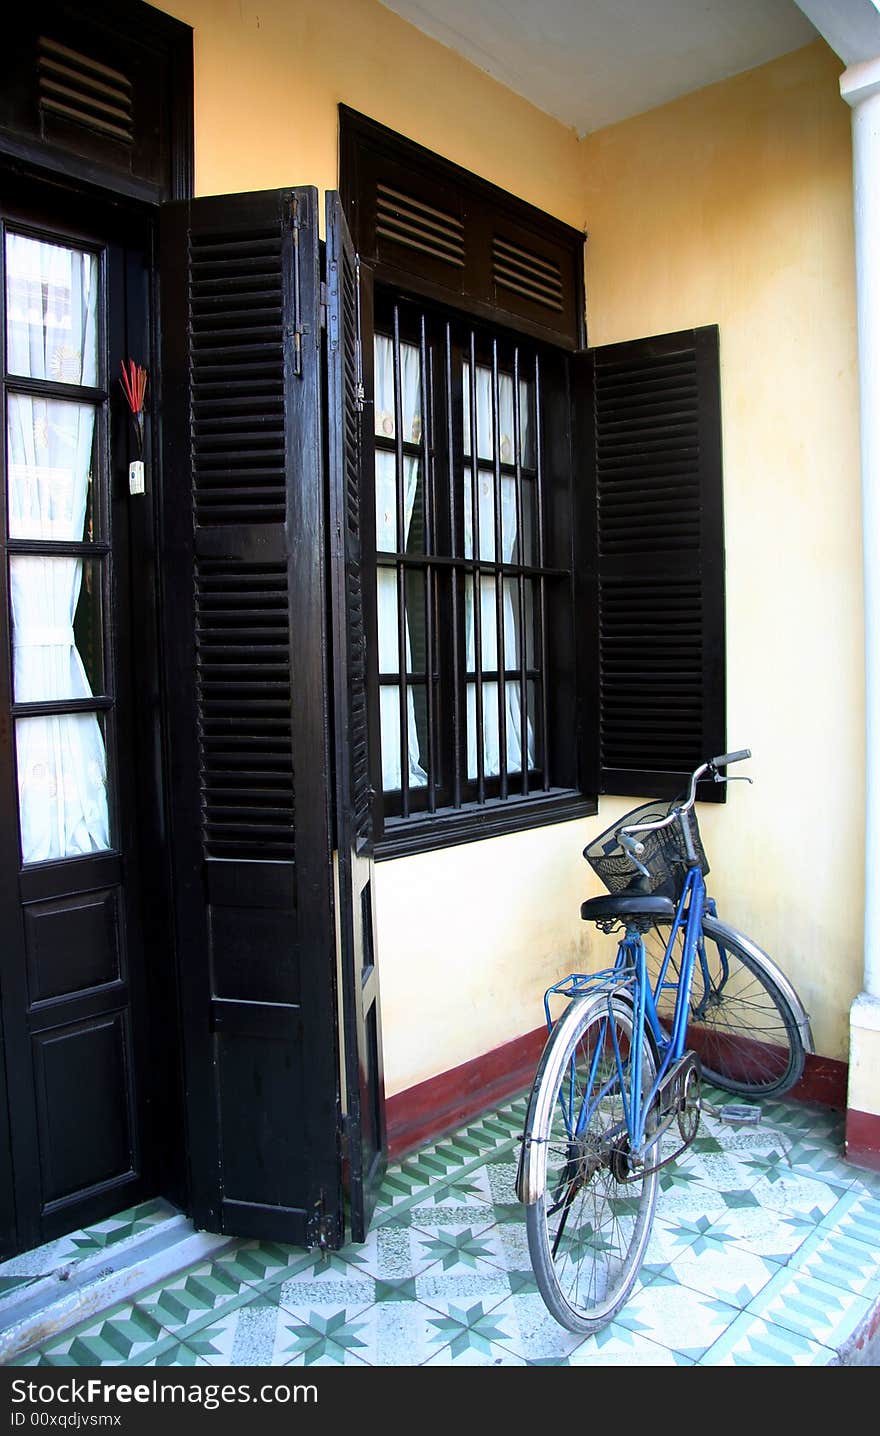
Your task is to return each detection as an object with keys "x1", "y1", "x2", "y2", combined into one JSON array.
[
  {"x1": 524, "y1": 994, "x2": 659, "y2": 1334},
  {"x1": 644, "y1": 914, "x2": 806, "y2": 1097}
]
